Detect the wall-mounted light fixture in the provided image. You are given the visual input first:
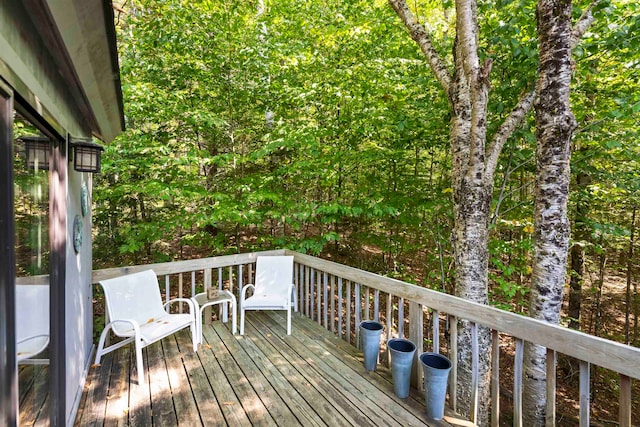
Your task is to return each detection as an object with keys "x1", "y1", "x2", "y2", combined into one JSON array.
[
  {"x1": 20, "y1": 136, "x2": 50, "y2": 170},
  {"x1": 70, "y1": 138, "x2": 104, "y2": 173}
]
